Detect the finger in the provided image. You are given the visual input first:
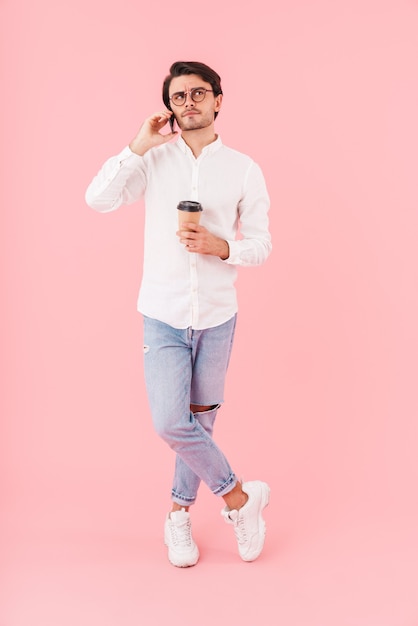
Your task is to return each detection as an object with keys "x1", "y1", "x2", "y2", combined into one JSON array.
[
  {"x1": 179, "y1": 236, "x2": 196, "y2": 245},
  {"x1": 158, "y1": 110, "x2": 174, "y2": 120},
  {"x1": 182, "y1": 222, "x2": 201, "y2": 232},
  {"x1": 148, "y1": 112, "x2": 172, "y2": 130},
  {"x1": 177, "y1": 228, "x2": 197, "y2": 238},
  {"x1": 150, "y1": 110, "x2": 171, "y2": 120}
]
